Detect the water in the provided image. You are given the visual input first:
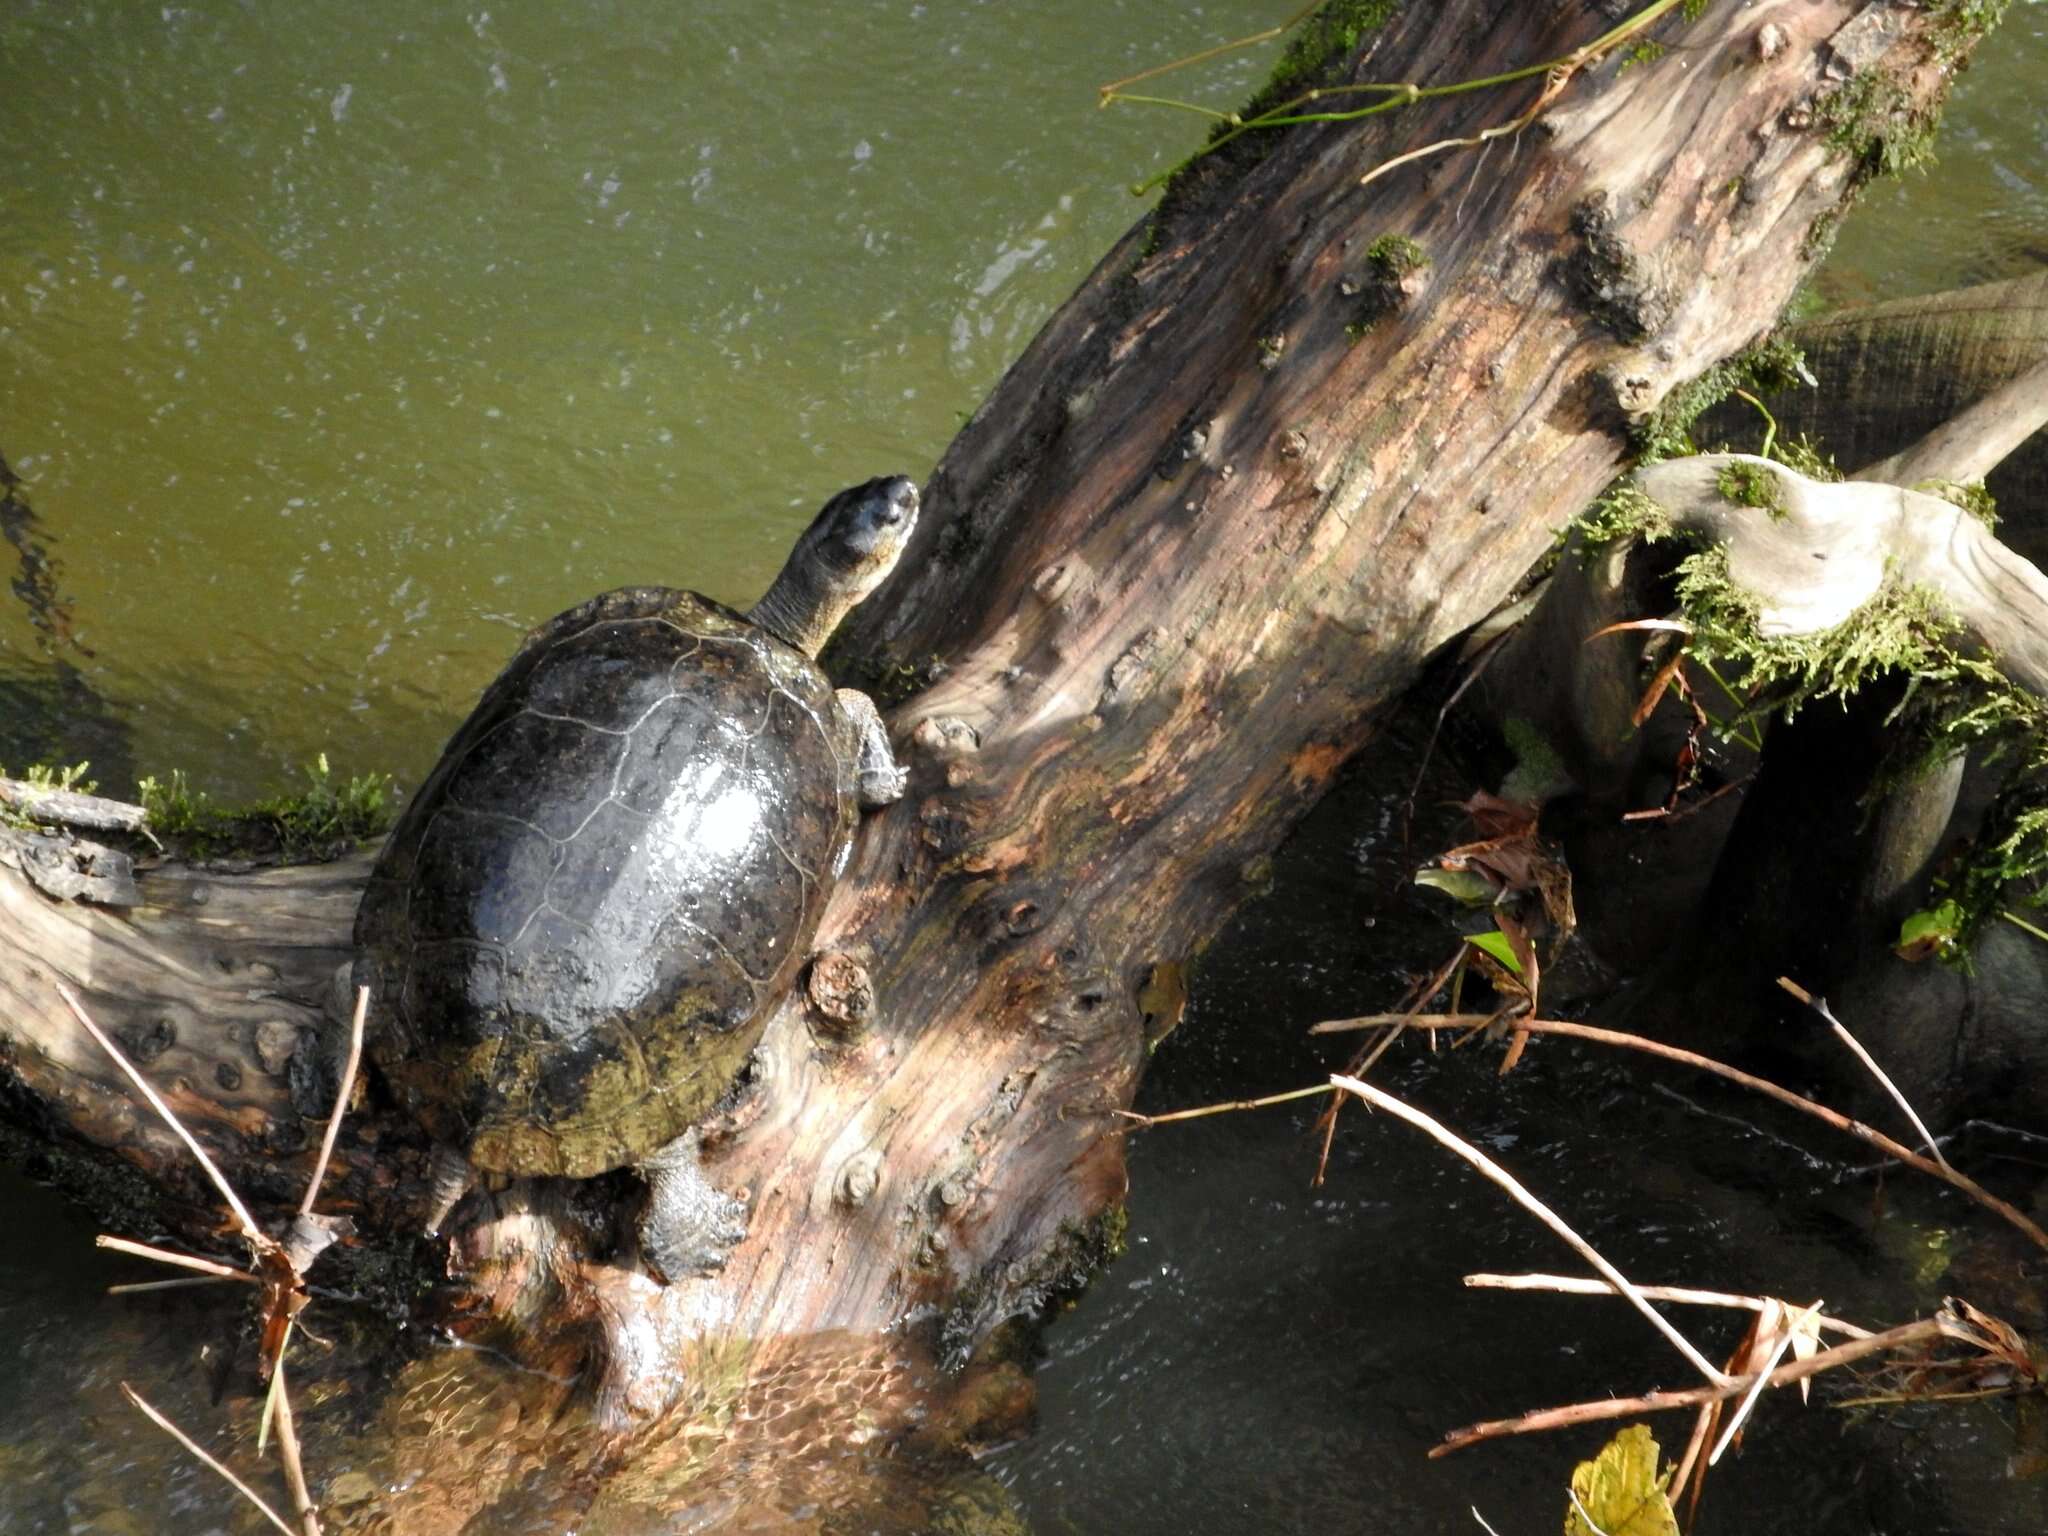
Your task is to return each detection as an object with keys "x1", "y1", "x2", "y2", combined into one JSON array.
[
  {"x1": 992, "y1": 732, "x2": 2048, "y2": 1534},
  {"x1": 4, "y1": 3, "x2": 2048, "y2": 1531},
  {"x1": 0, "y1": 0, "x2": 1284, "y2": 797}
]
